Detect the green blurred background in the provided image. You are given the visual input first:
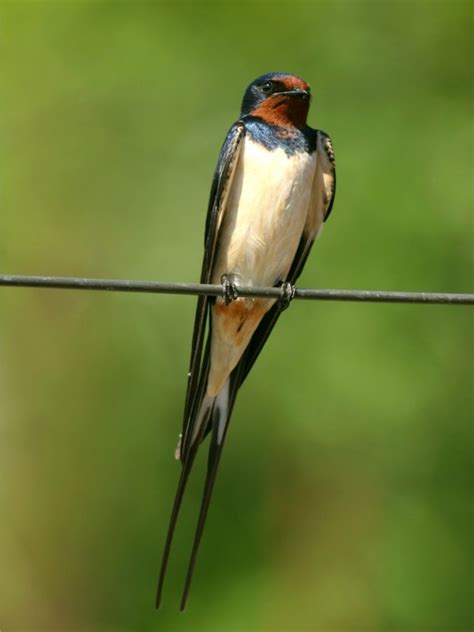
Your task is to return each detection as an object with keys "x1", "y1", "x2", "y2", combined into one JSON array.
[{"x1": 0, "y1": 1, "x2": 472, "y2": 630}]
